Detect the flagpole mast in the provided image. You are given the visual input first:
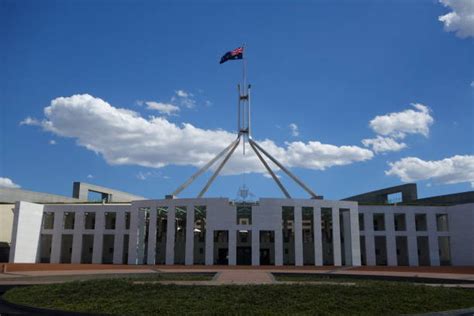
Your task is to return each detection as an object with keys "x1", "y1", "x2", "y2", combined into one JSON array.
[
  {"x1": 242, "y1": 43, "x2": 247, "y2": 155},
  {"x1": 168, "y1": 45, "x2": 319, "y2": 199}
]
